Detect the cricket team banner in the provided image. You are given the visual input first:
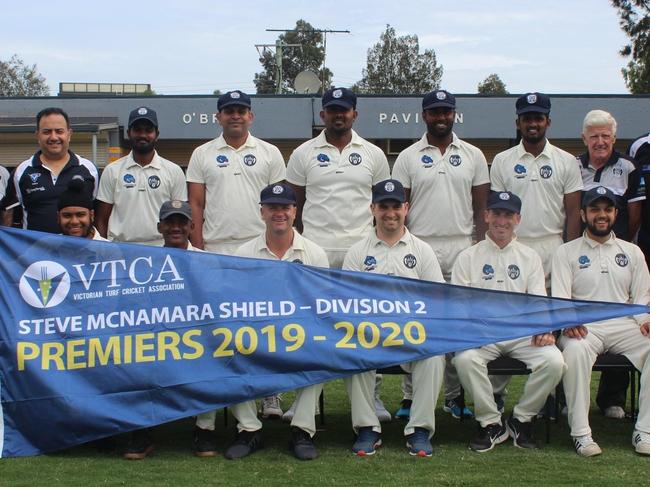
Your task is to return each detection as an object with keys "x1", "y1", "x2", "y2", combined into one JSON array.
[{"x1": 0, "y1": 227, "x2": 648, "y2": 457}]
